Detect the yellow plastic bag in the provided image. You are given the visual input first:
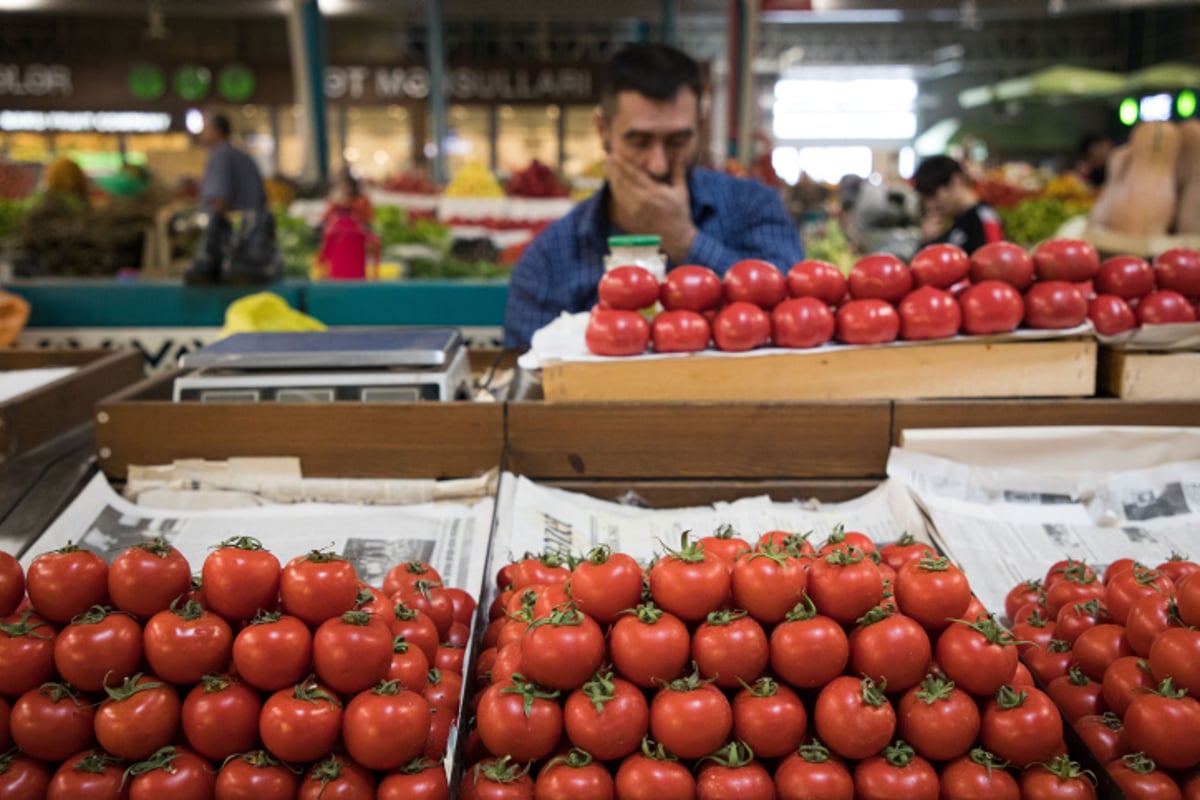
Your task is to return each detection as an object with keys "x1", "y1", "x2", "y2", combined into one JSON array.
[
  {"x1": 0, "y1": 291, "x2": 31, "y2": 347},
  {"x1": 220, "y1": 292, "x2": 325, "y2": 338}
]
